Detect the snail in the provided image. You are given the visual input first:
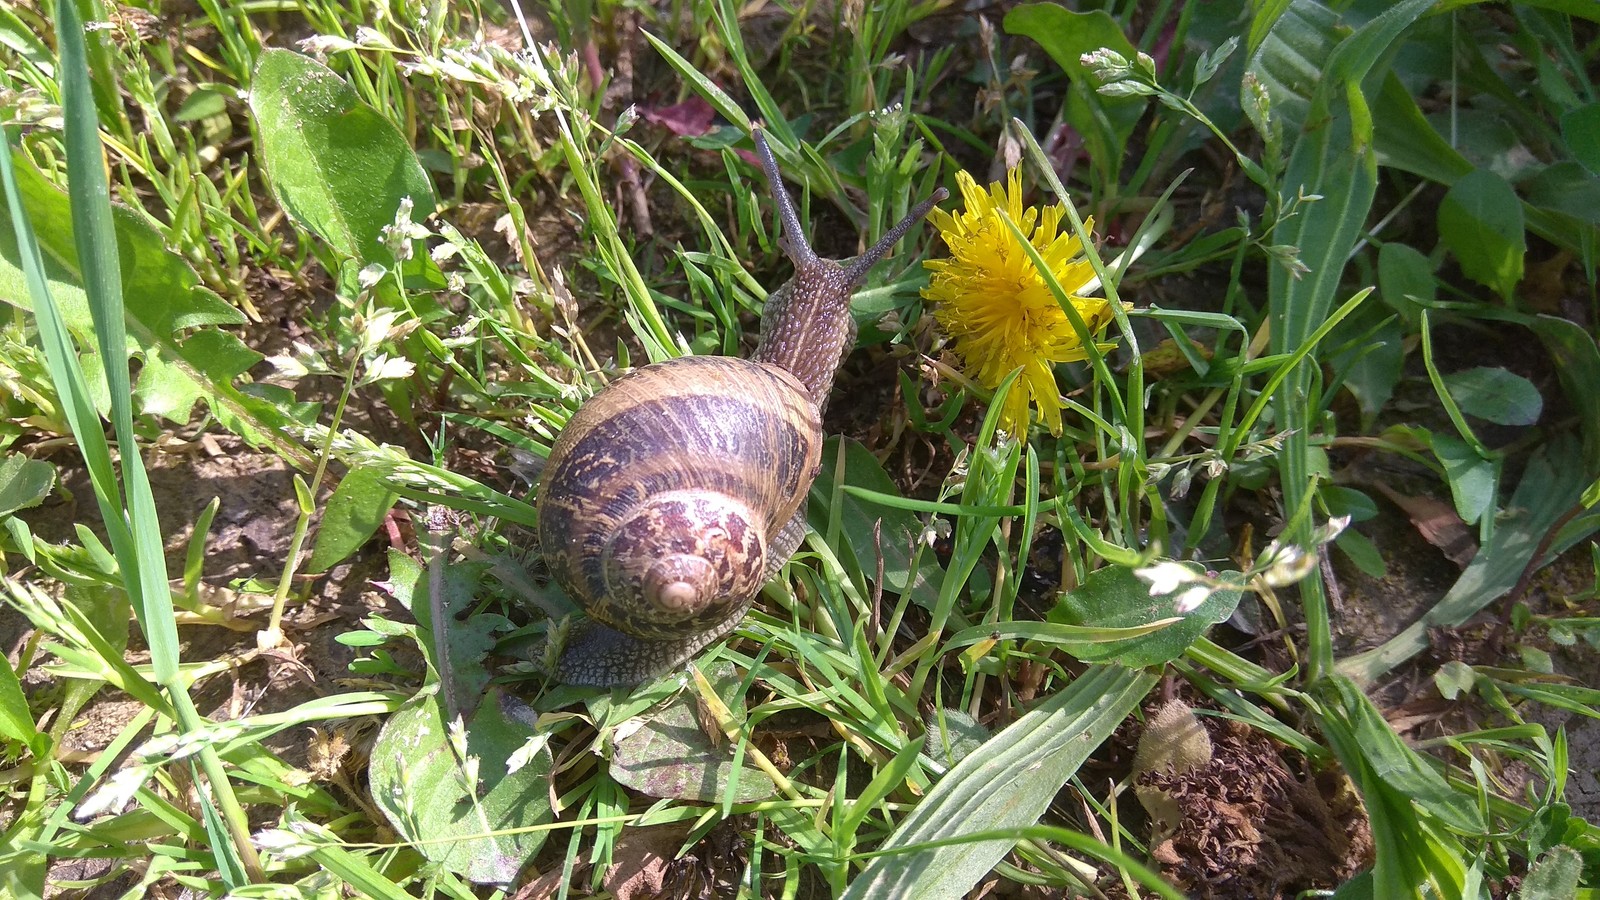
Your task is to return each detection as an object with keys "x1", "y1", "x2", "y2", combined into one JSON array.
[{"x1": 536, "y1": 126, "x2": 948, "y2": 686}]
